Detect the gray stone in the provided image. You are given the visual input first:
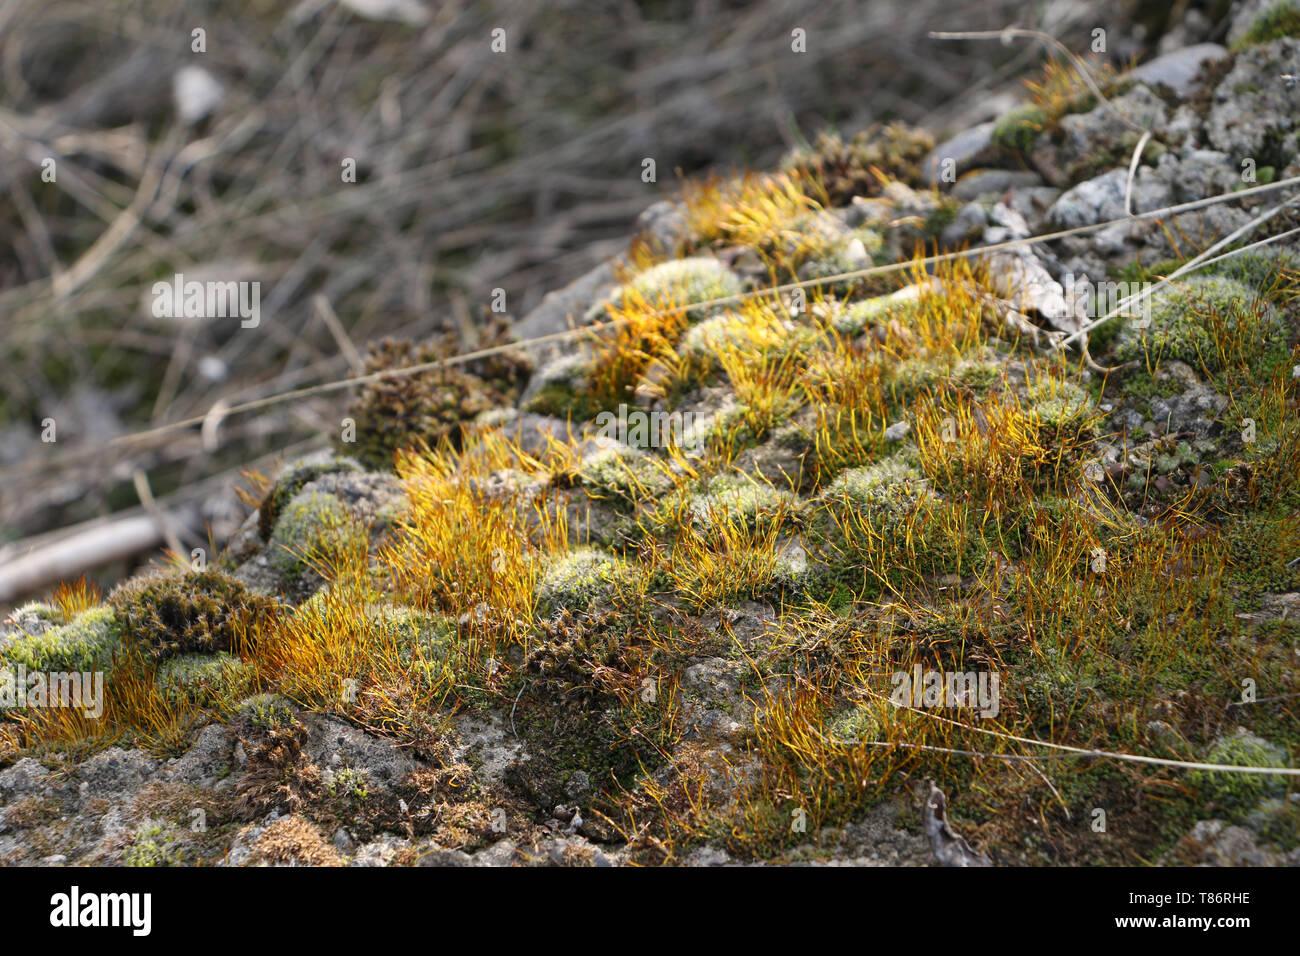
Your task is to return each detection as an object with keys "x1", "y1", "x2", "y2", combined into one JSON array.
[
  {"x1": 1049, "y1": 168, "x2": 1174, "y2": 229},
  {"x1": 513, "y1": 260, "x2": 620, "y2": 363},
  {"x1": 951, "y1": 169, "x2": 1044, "y2": 201},
  {"x1": 301, "y1": 716, "x2": 418, "y2": 790},
  {"x1": 920, "y1": 122, "x2": 997, "y2": 186},
  {"x1": 76, "y1": 748, "x2": 158, "y2": 800},
  {"x1": 1206, "y1": 40, "x2": 1300, "y2": 169},
  {"x1": 1057, "y1": 85, "x2": 1169, "y2": 162},
  {"x1": 1128, "y1": 44, "x2": 1228, "y2": 97},
  {"x1": 940, "y1": 202, "x2": 988, "y2": 247}
]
